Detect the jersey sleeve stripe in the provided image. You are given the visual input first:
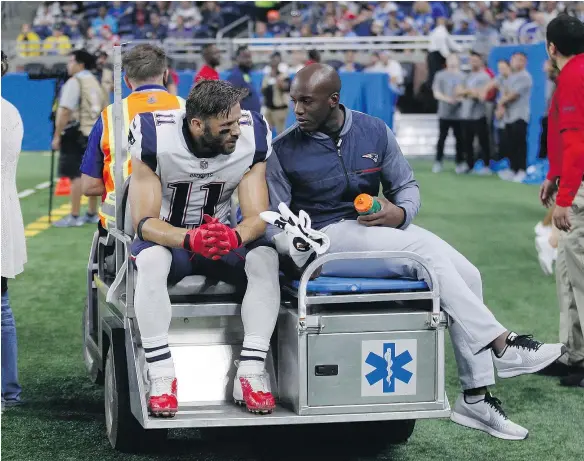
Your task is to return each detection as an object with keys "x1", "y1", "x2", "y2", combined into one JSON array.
[
  {"x1": 250, "y1": 110, "x2": 271, "y2": 165},
  {"x1": 138, "y1": 112, "x2": 158, "y2": 172}
]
